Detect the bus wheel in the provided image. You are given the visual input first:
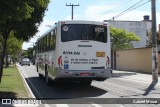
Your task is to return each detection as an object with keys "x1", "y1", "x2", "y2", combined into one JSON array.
[
  {"x1": 36, "y1": 65, "x2": 38, "y2": 72},
  {"x1": 38, "y1": 73, "x2": 43, "y2": 79},
  {"x1": 45, "y1": 72, "x2": 50, "y2": 85},
  {"x1": 45, "y1": 66, "x2": 51, "y2": 85}
]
